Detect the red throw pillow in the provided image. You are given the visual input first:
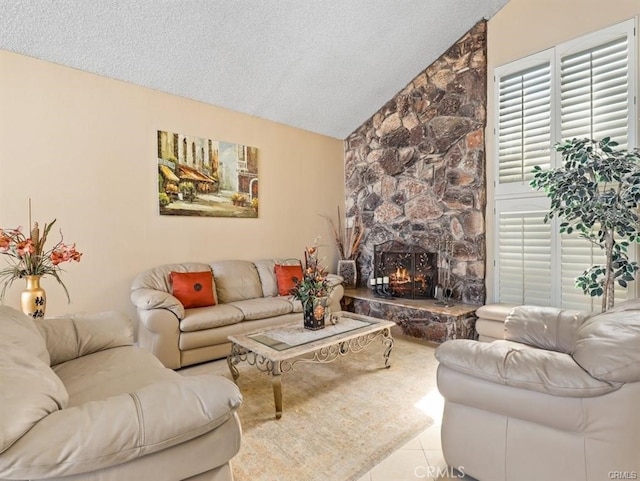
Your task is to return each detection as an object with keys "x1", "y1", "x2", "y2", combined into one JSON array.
[
  {"x1": 169, "y1": 271, "x2": 216, "y2": 309},
  {"x1": 274, "y1": 264, "x2": 304, "y2": 296}
]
